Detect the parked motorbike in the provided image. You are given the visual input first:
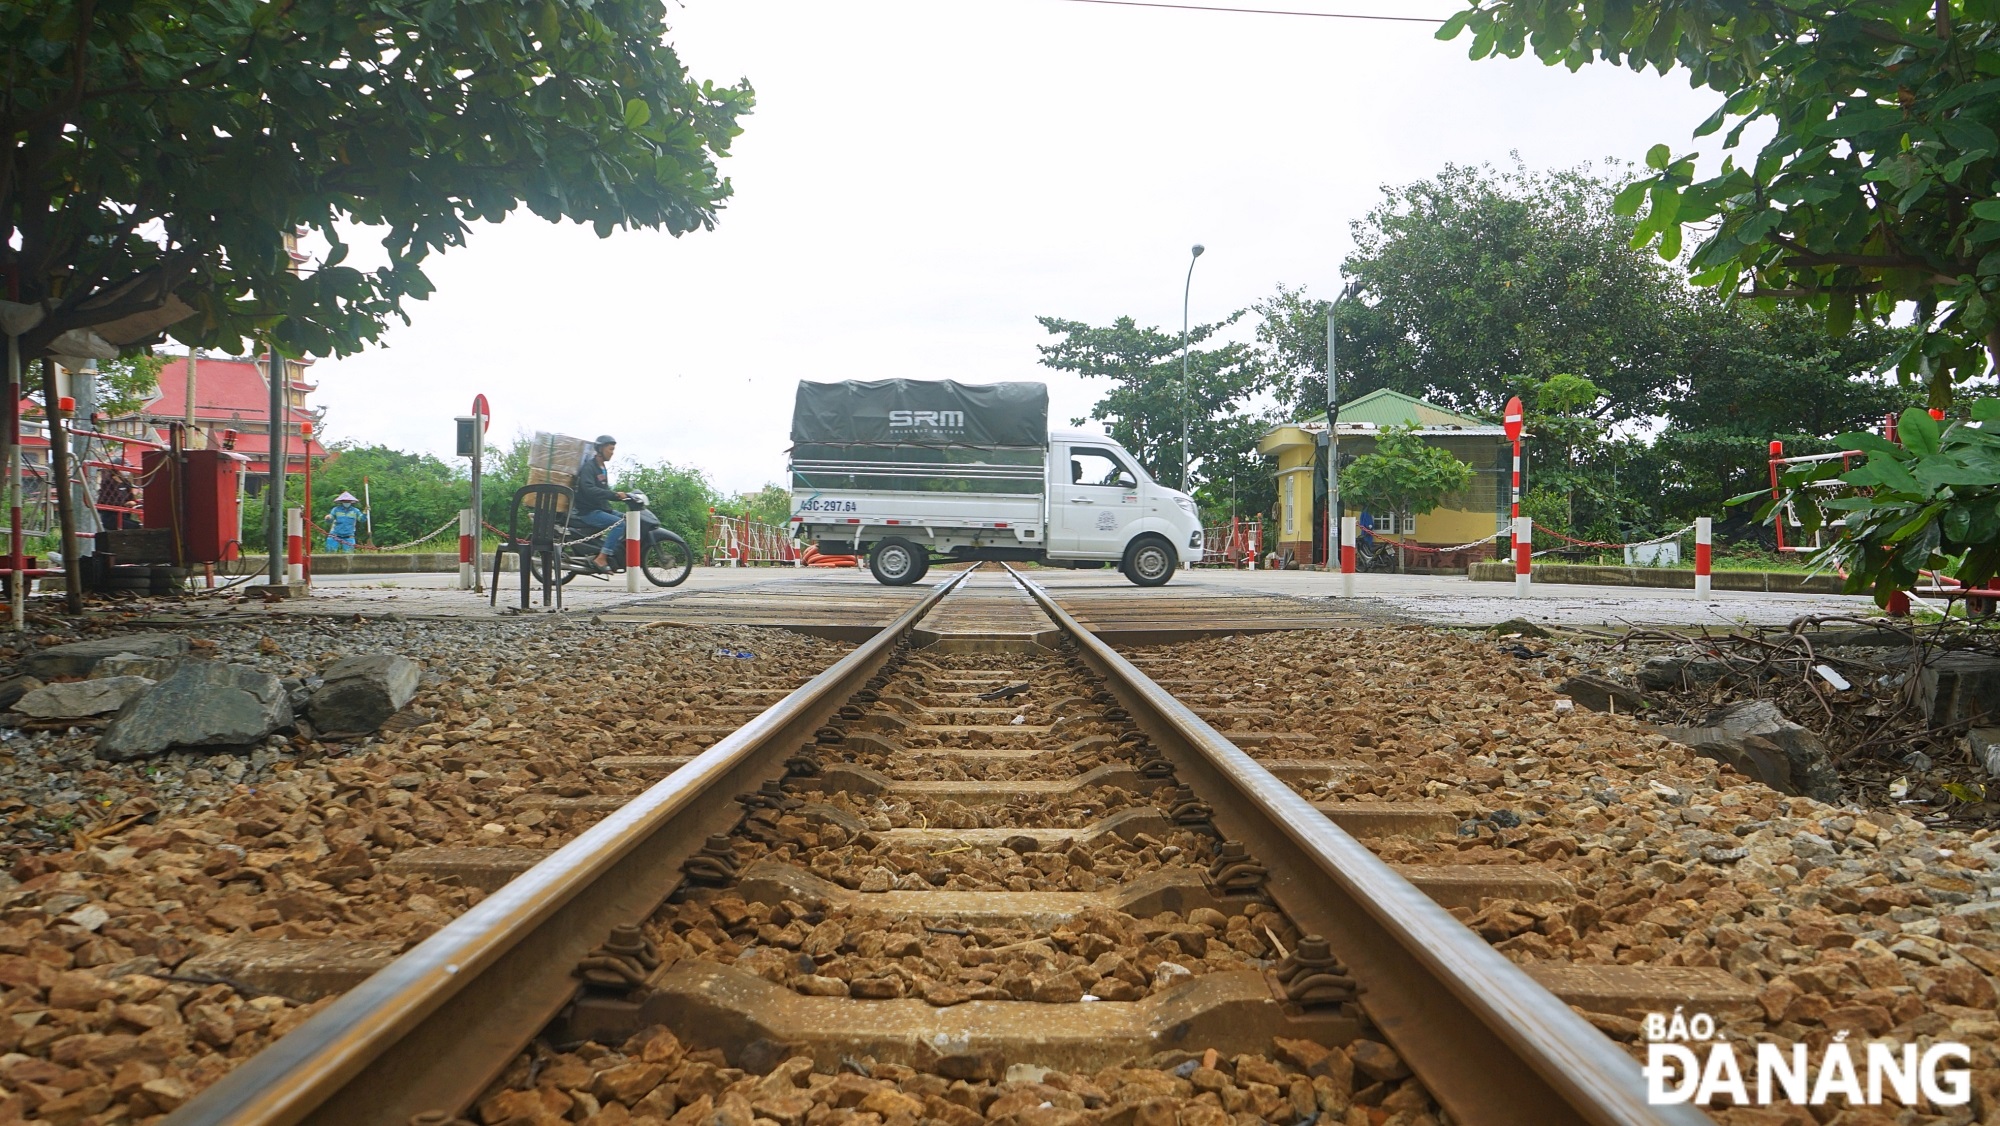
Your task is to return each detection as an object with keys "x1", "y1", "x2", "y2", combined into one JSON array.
[{"x1": 1351, "y1": 536, "x2": 1398, "y2": 574}]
